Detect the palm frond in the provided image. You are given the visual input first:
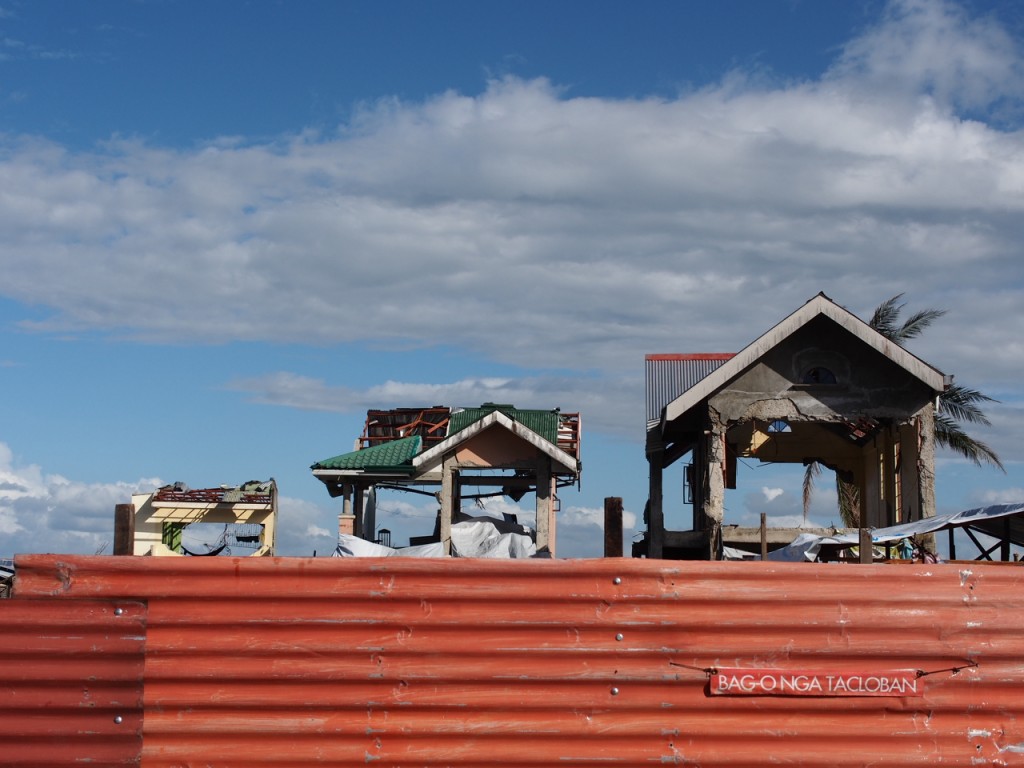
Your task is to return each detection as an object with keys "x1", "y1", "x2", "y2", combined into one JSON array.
[
  {"x1": 802, "y1": 461, "x2": 821, "y2": 522},
  {"x1": 935, "y1": 413, "x2": 1005, "y2": 471},
  {"x1": 836, "y1": 477, "x2": 860, "y2": 528},
  {"x1": 868, "y1": 293, "x2": 946, "y2": 343},
  {"x1": 893, "y1": 307, "x2": 946, "y2": 342},
  {"x1": 939, "y1": 383, "x2": 997, "y2": 425},
  {"x1": 868, "y1": 294, "x2": 905, "y2": 340}
]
